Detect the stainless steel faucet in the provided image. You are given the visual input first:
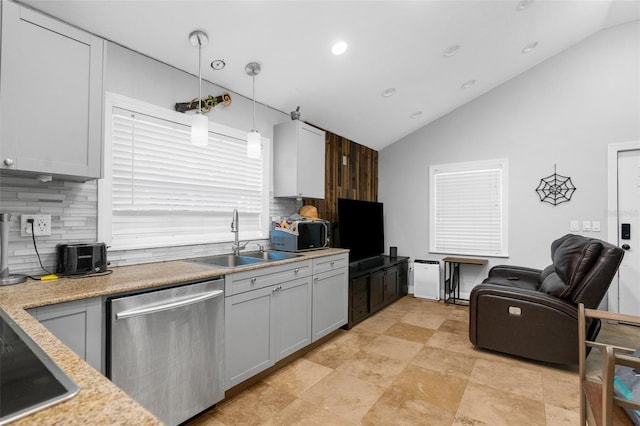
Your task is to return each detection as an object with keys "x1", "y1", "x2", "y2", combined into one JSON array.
[
  {"x1": 231, "y1": 208, "x2": 240, "y2": 255},
  {"x1": 231, "y1": 209, "x2": 262, "y2": 255},
  {"x1": 231, "y1": 209, "x2": 249, "y2": 255}
]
